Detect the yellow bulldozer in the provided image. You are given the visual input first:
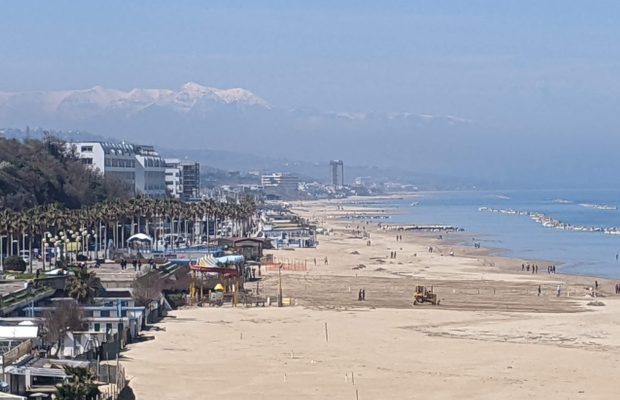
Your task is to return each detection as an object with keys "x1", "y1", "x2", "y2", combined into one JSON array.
[{"x1": 413, "y1": 285, "x2": 440, "y2": 305}]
